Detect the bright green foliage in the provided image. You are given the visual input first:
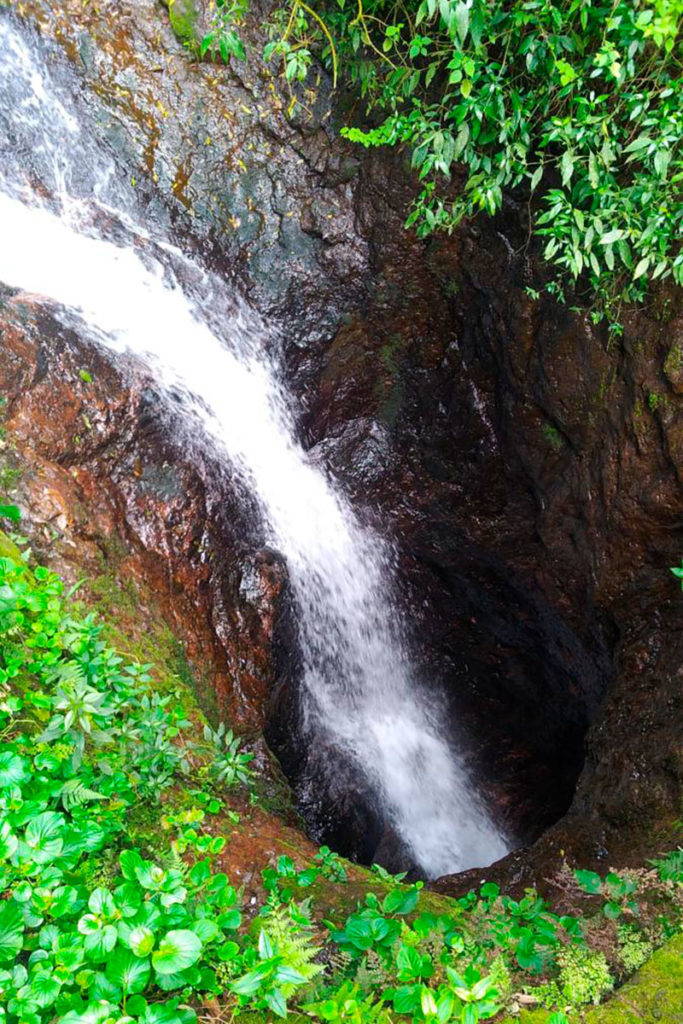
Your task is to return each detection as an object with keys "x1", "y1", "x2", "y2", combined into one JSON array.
[
  {"x1": 649, "y1": 845, "x2": 683, "y2": 881},
  {"x1": 193, "y1": 0, "x2": 682, "y2": 317},
  {"x1": 202, "y1": 721, "x2": 254, "y2": 787},
  {"x1": 200, "y1": 0, "x2": 247, "y2": 61},
  {"x1": 556, "y1": 946, "x2": 614, "y2": 1005},
  {"x1": 616, "y1": 924, "x2": 653, "y2": 973},
  {"x1": 1, "y1": 551, "x2": 681, "y2": 1024},
  {"x1": 574, "y1": 867, "x2": 640, "y2": 920},
  {"x1": 0, "y1": 555, "x2": 249, "y2": 1024},
  {"x1": 670, "y1": 560, "x2": 683, "y2": 590}
]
